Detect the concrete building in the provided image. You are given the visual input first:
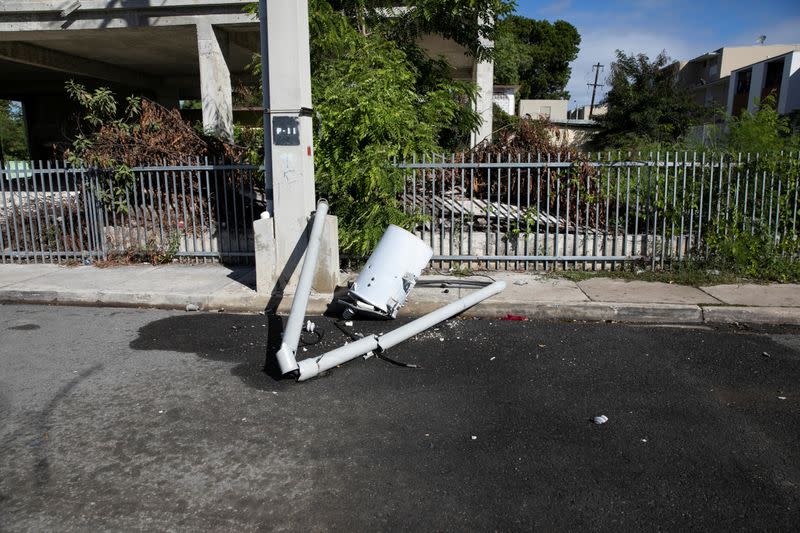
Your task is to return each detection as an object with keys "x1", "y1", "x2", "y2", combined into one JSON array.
[
  {"x1": 727, "y1": 49, "x2": 800, "y2": 116},
  {"x1": 518, "y1": 99, "x2": 568, "y2": 121},
  {"x1": 0, "y1": 0, "x2": 260, "y2": 157},
  {"x1": 670, "y1": 44, "x2": 800, "y2": 112},
  {"x1": 416, "y1": 33, "x2": 494, "y2": 147},
  {"x1": 0, "y1": 1, "x2": 496, "y2": 157}
]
